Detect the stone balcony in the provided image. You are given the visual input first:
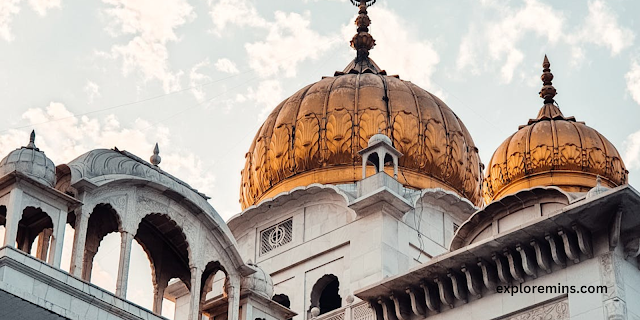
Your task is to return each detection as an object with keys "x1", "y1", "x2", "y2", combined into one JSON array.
[
  {"x1": 312, "y1": 300, "x2": 375, "y2": 320},
  {"x1": 0, "y1": 245, "x2": 165, "y2": 320}
]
